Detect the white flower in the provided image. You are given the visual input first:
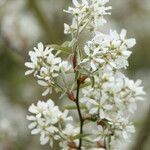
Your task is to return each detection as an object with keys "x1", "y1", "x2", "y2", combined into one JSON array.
[
  {"x1": 59, "y1": 61, "x2": 72, "y2": 72},
  {"x1": 113, "y1": 117, "x2": 135, "y2": 140},
  {"x1": 25, "y1": 43, "x2": 49, "y2": 75},
  {"x1": 92, "y1": 0, "x2": 112, "y2": 27},
  {"x1": 37, "y1": 80, "x2": 52, "y2": 96},
  {"x1": 25, "y1": 42, "x2": 61, "y2": 77},
  {"x1": 27, "y1": 99, "x2": 72, "y2": 146},
  {"x1": 80, "y1": 86, "x2": 112, "y2": 119},
  {"x1": 79, "y1": 69, "x2": 145, "y2": 149},
  {"x1": 125, "y1": 79, "x2": 145, "y2": 98},
  {"x1": 62, "y1": 124, "x2": 79, "y2": 137},
  {"x1": 81, "y1": 43, "x2": 105, "y2": 71},
  {"x1": 120, "y1": 29, "x2": 136, "y2": 48},
  {"x1": 64, "y1": 0, "x2": 111, "y2": 34},
  {"x1": 25, "y1": 42, "x2": 64, "y2": 95},
  {"x1": 80, "y1": 29, "x2": 136, "y2": 72},
  {"x1": 93, "y1": 125, "x2": 111, "y2": 142},
  {"x1": 60, "y1": 124, "x2": 80, "y2": 150}
]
